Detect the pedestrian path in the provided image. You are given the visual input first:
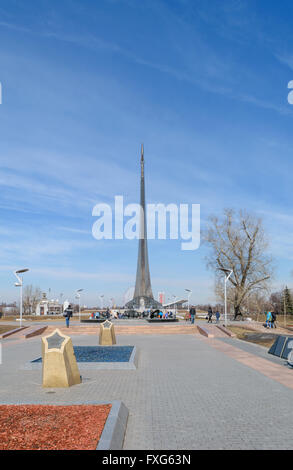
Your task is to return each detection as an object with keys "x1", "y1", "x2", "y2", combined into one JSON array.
[
  {"x1": 199, "y1": 335, "x2": 293, "y2": 390},
  {"x1": 44, "y1": 324, "x2": 199, "y2": 336},
  {"x1": 1, "y1": 333, "x2": 293, "y2": 449}
]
